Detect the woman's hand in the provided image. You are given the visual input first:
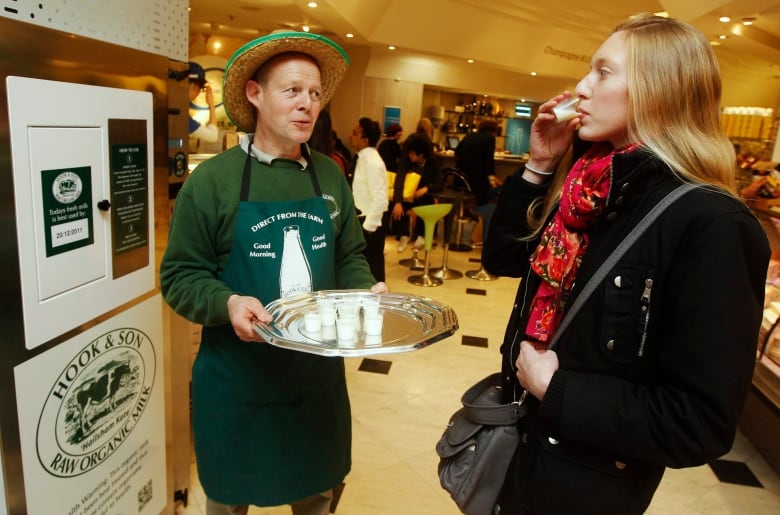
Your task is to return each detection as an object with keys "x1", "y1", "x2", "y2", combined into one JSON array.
[
  {"x1": 515, "y1": 340, "x2": 559, "y2": 400},
  {"x1": 391, "y1": 202, "x2": 405, "y2": 220},
  {"x1": 527, "y1": 91, "x2": 581, "y2": 173}
]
